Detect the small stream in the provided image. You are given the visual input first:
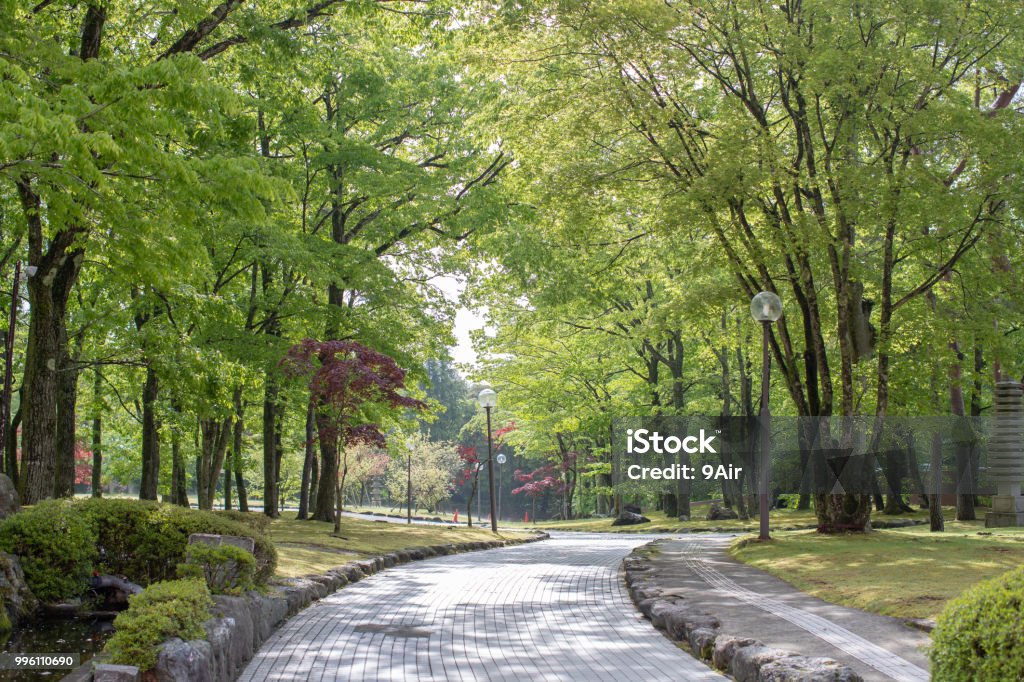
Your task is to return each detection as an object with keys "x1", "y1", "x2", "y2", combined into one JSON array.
[{"x1": 0, "y1": 617, "x2": 114, "y2": 681}]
